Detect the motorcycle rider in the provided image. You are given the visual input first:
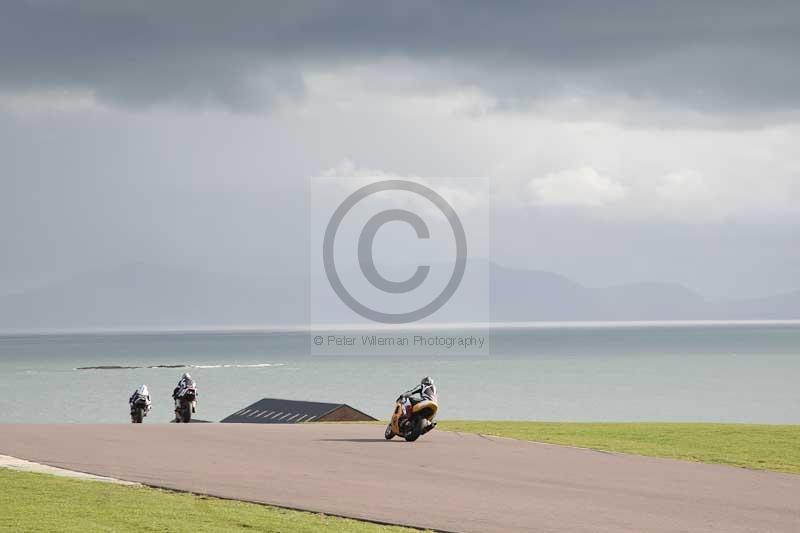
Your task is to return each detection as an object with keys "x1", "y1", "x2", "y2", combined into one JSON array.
[
  {"x1": 389, "y1": 376, "x2": 437, "y2": 438},
  {"x1": 128, "y1": 384, "x2": 151, "y2": 417},
  {"x1": 172, "y1": 372, "x2": 197, "y2": 404},
  {"x1": 400, "y1": 376, "x2": 436, "y2": 413}
]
